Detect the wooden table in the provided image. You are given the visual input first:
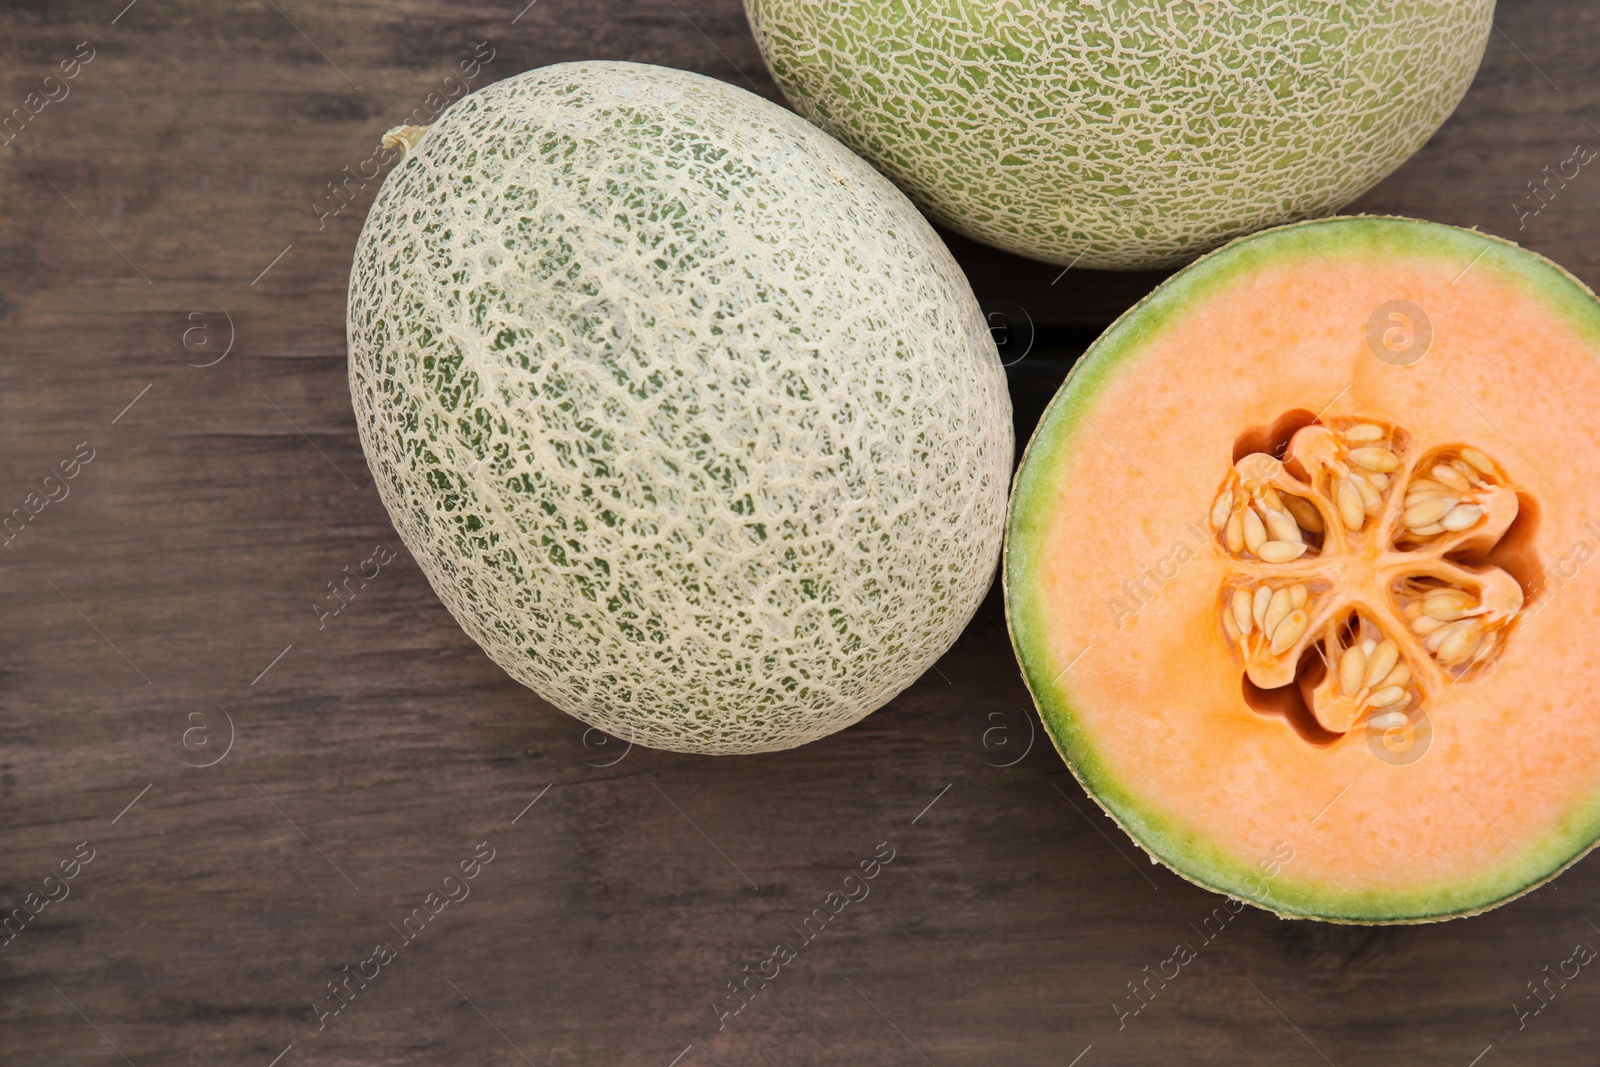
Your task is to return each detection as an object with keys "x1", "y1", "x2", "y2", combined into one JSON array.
[{"x1": 3, "y1": 2, "x2": 1597, "y2": 1063}]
